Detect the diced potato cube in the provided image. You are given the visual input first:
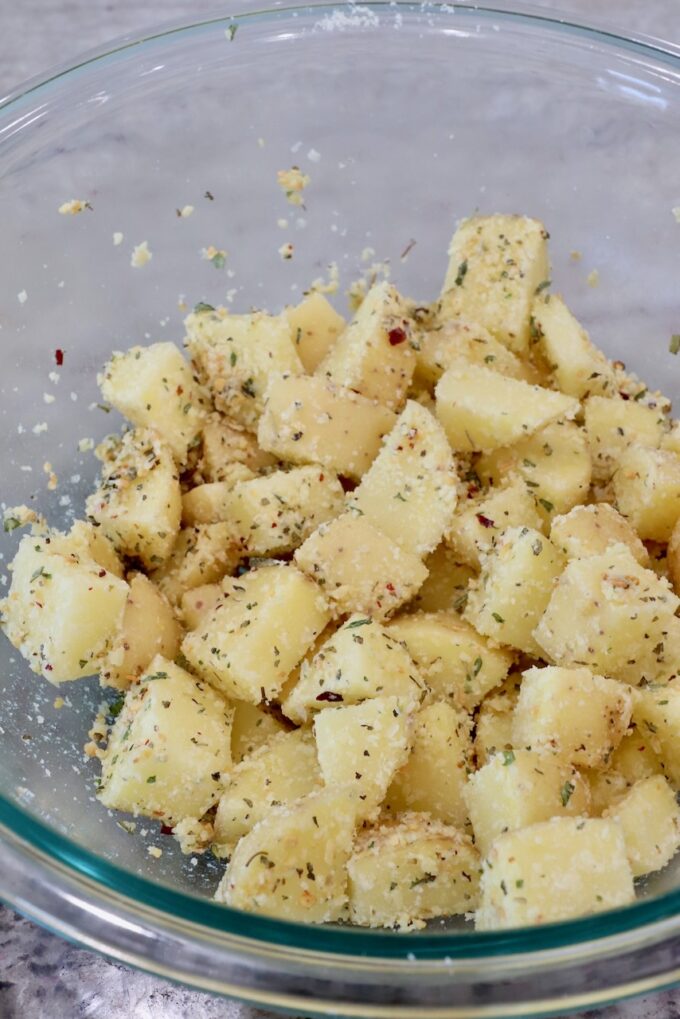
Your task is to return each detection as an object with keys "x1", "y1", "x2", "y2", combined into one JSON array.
[
  {"x1": 314, "y1": 696, "x2": 414, "y2": 816},
  {"x1": 614, "y1": 446, "x2": 680, "y2": 542},
  {"x1": 531, "y1": 294, "x2": 615, "y2": 398},
  {"x1": 182, "y1": 481, "x2": 242, "y2": 526},
  {"x1": 475, "y1": 686, "x2": 518, "y2": 768},
  {"x1": 151, "y1": 523, "x2": 240, "y2": 605},
  {"x1": 213, "y1": 730, "x2": 322, "y2": 855},
  {"x1": 86, "y1": 428, "x2": 181, "y2": 569},
  {"x1": 550, "y1": 503, "x2": 648, "y2": 565},
  {"x1": 185, "y1": 307, "x2": 303, "y2": 430},
  {"x1": 258, "y1": 376, "x2": 396, "y2": 481},
  {"x1": 215, "y1": 787, "x2": 359, "y2": 922},
  {"x1": 512, "y1": 666, "x2": 632, "y2": 769},
  {"x1": 286, "y1": 292, "x2": 346, "y2": 372},
  {"x1": 668, "y1": 516, "x2": 680, "y2": 595},
  {"x1": 584, "y1": 395, "x2": 664, "y2": 481},
  {"x1": 476, "y1": 817, "x2": 634, "y2": 930},
  {"x1": 386, "y1": 702, "x2": 471, "y2": 827},
  {"x1": 662, "y1": 420, "x2": 680, "y2": 456},
  {"x1": 56, "y1": 520, "x2": 124, "y2": 578},
  {"x1": 295, "y1": 514, "x2": 428, "y2": 620},
  {"x1": 386, "y1": 612, "x2": 513, "y2": 711},
  {"x1": 447, "y1": 475, "x2": 544, "y2": 568},
  {"x1": 348, "y1": 814, "x2": 480, "y2": 928},
  {"x1": 604, "y1": 776, "x2": 680, "y2": 877},
  {"x1": 282, "y1": 614, "x2": 426, "y2": 725},
  {"x1": 586, "y1": 723, "x2": 666, "y2": 816},
  {"x1": 101, "y1": 574, "x2": 180, "y2": 689},
  {"x1": 99, "y1": 342, "x2": 207, "y2": 464},
  {"x1": 349, "y1": 401, "x2": 458, "y2": 557},
  {"x1": 415, "y1": 319, "x2": 532, "y2": 387},
  {"x1": 407, "y1": 545, "x2": 476, "y2": 614},
  {"x1": 465, "y1": 749, "x2": 590, "y2": 856},
  {"x1": 317, "y1": 282, "x2": 415, "y2": 409},
  {"x1": 435, "y1": 363, "x2": 577, "y2": 453},
  {"x1": 223, "y1": 466, "x2": 345, "y2": 557},
  {"x1": 1, "y1": 529, "x2": 128, "y2": 682},
  {"x1": 99, "y1": 656, "x2": 233, "y2": 823},
  {"x1": 633, "y1": 683, "x2": 680, "y2": 785},
  {"x1": 464, "y1": 527, "x2": 565, "y2": 657},
  {"x1": 180, "y1": 582, "x2": 223, "y2": 630},
  {"x1": 439, "y1": 215, "x2": 550, "y2": 355},
  {"x1": 182, "y1": 564, "x2": 330, "y2": 702},
  {"x1": 534, "y1": 544, "x2": 680, "y2": 685},
  {"x1": 231, "y1": 700, "x2": 287, "y2": 763},
  {"x1": 201, "y1": 416, "x2": 276, "y2": 481}
]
